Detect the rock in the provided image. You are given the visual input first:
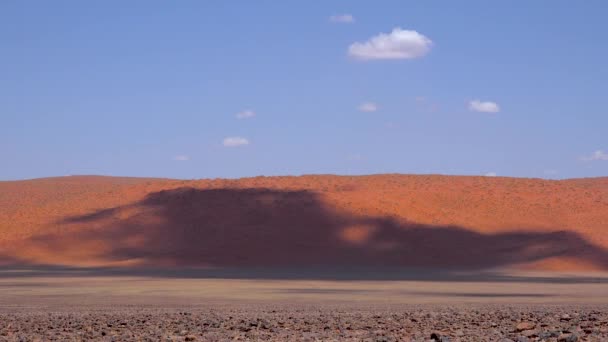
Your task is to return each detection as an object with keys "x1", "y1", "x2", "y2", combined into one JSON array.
[
  {"x1": 539, "y1": 331, "x2": 560, "y2": 339},
  {"x1": 516, "y1": 322, "x2": 536, "y2": 332},
  {"x1": 430, "y1": 332, "x2": 450, "y2": 341},
  {"x1": 560, "y1": 314, "x2": 572, "y2": 322},
  {"x1": 558, "y1": 333, "x2": 578, "y2": 342},
  {"x1": 184, "y1": 335, "x2": 196, "y2": 341},
  {"x1": 259, "y1": 319, "x2": 271, "y2": 329},
  {"x1": 522, "y1": 329, "x2": 539, "y2": 337}
]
